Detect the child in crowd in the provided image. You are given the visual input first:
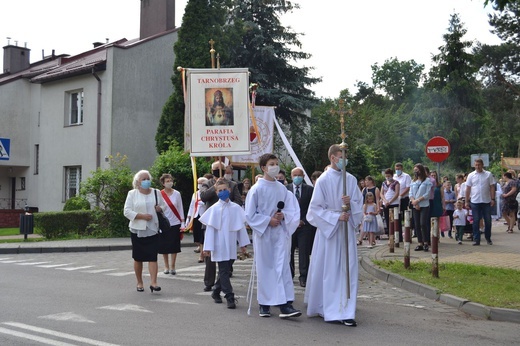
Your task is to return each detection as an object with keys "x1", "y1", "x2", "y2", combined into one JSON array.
[
  {"x1": 453, "y1": 200, "x2": 468, "y2": 245},
  {"x1": 200, "y1": 179, "x2": 250, "y2": 309},
  {"x1": 362, "y1": 192, "x2": 379, "y2": 248}
]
